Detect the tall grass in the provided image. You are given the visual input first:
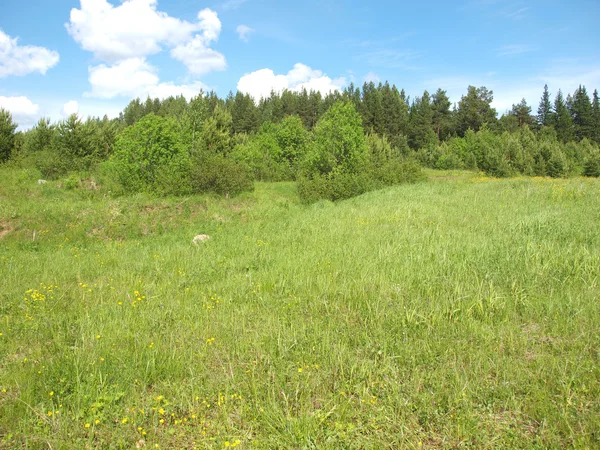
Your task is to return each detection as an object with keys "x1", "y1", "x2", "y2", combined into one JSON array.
[{"x1": 1, "y1": 168, "x2": 599, "y2": 448}]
